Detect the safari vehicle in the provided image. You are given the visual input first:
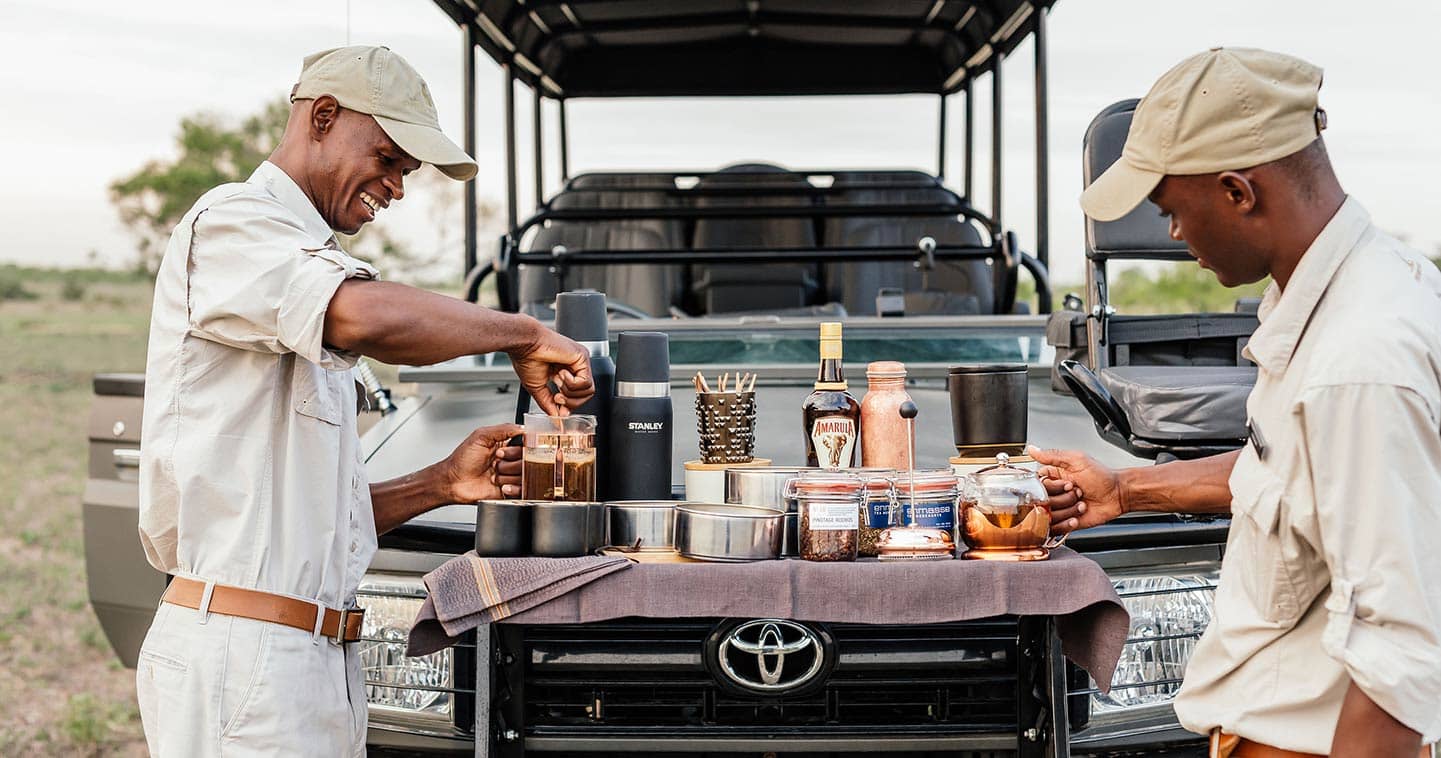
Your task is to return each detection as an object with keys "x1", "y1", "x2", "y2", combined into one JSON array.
[{"x1": 85, "y1": 2, "x2": 1255, "y2": 756}]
